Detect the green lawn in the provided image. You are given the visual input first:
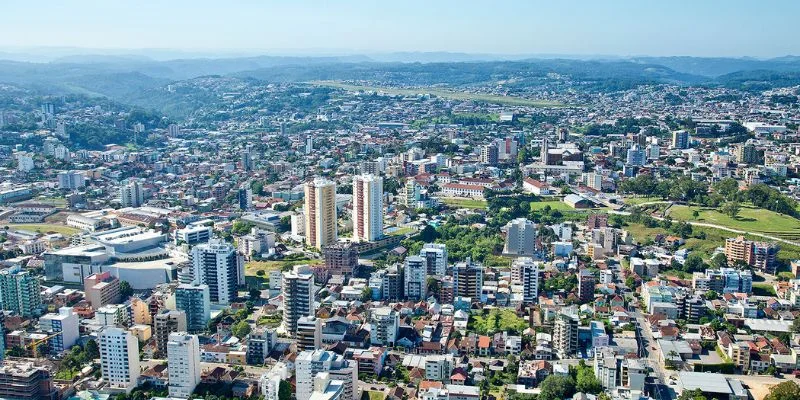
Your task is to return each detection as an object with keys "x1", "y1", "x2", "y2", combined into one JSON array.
[
  {"x1": 388, "y1": 226, "x2": 416, "y2": 236},
  {"x1": 623, "y1": 196, "x2": 665, "y2": 205},
  {"x1": 441, "y1": 198, "x2": 487, "y2": 209},
  {"x1": 484, "y1": 254, "x2": 512, "y2": 269},
  {"x1": 311, "y1": 80, "x2": 569, "y2": 108},
  {"x1": 624, "y1": 221, "x2": 800, "y2": 262},
  {"x1": 669, "y1": 205, "x2": 800, "y2": 239},
  {"x1": 752, "y1": 283, "x2": 777, "y2": 296},
  {"x1": 8, "y1": 224, "x2": 80, "y2": 236},
  {"x1": 529, "y1": 200, "x2": 574, "y2": 211},
  {"x1": 245, "y1": 258, "x2": 323, "y2": 275},
  {"x1": 363, "y1": 392, "x2": 385, "y2": 400}
]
